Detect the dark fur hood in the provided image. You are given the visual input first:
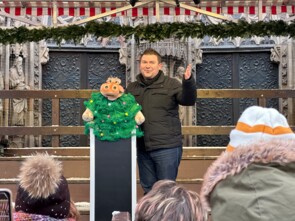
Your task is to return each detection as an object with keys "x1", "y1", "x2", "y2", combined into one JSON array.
[{"x1": 200, "y1": 139, "x2": 295, "y2": 211}]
